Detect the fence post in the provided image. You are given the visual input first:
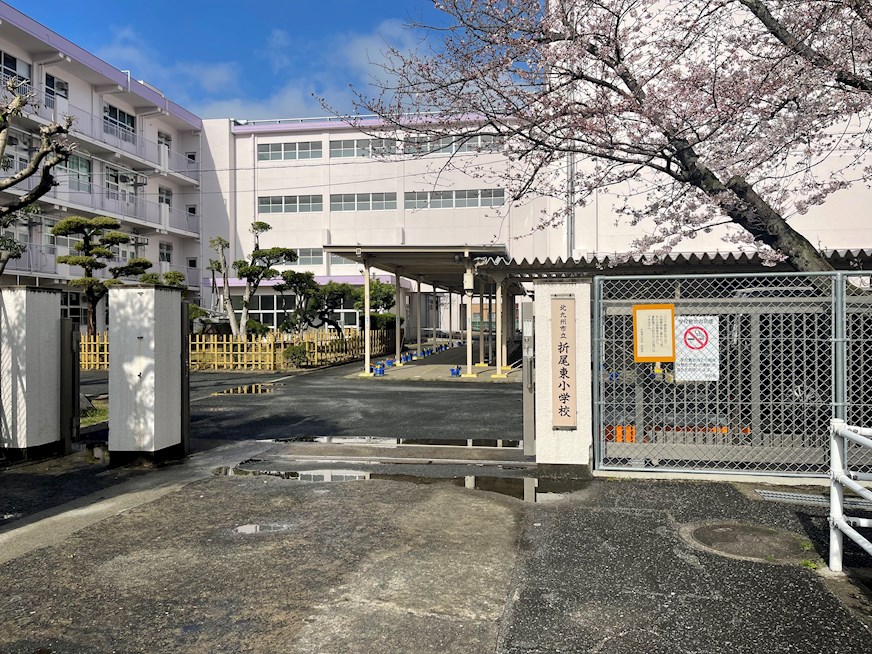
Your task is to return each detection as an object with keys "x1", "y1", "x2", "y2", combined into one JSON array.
[{"x1": 830, "y1": 418, "x2": 846, "y2": 573}]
